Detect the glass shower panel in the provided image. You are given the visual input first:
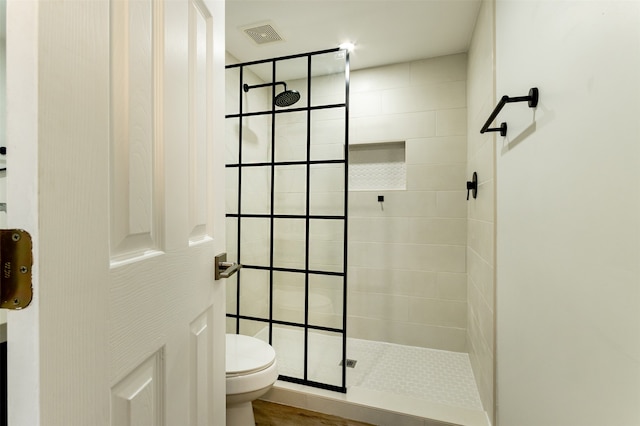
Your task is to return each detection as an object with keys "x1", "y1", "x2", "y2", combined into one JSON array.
[
  {"x1": 309, "y1": 219, "x2": 344, "y2": 273},
  {"x1": 225, "y1": 316, "x2": 237, "y2": 334},
  {"x1": 241, "y1": 114, "x2": 273, "y2": 164},
  {"x1": 272, "y1": 271, "x2": 305, "y2": 324},
  {"x1": 239, "y1": 217, "x2": 270, "y2": 267},
  {"x1": 308, "y1": 274, "x2": 344, "y2": 330},
  {"x1": 225, "y1": 272, "x2": 238, "y2": 321},
  {"x1": 270, "y1": 325, "x2": 305, "y2": 381},
  {"x1": 272, "y1": 218, "x2": 305, "y2": 270},
  {"x1": 273, "y1": 164, "x2": 306, "y2": 216},
  {"x1": 311, "y1": 51, "x2": 346, "y2": 107},
  {"x1": 310, "y1": 110, "x2": 346, "y2": 162},
  {"x1": 307, "y1": 330, "x2": 344, "y2": 387},
  {"x1": 225, "y1": 217, "x2": 238, "y2": 261},
  {"x1": 225, "y1": 168, "x2": 238, "y2": 215},
  {"x1": 274, "y1": 111, "x2": 307, "y2": 163},
  {"x1": 239, "y1": 319, "x2": 270, "y2": 341},
  {"x1": 225, "y1": 215, "x2": 240, "y2": 330},
  {"x1": 237, "y1": 268, "x2": 270, "y2": 319},
  {"x1": 225, "y1": 66, "x2": 241, "y2": 116},
  {"x1": 240, "y1": 166, "x2": 271, "y2": 215},
  {"x1": 226, "y1": 48, "x2": 349, "y2": 393},
  {"x1": 309, "y1": 163, "x2": 345, "y2": 216},
  {"x1": 274, "y1": 57, "x2": 308, "y2": 107},
  {"x1": 242, "y1": 62, "x2": 274, "y2": 115},
  {"x1": 226, "y1": 117, "x2": 240, "y2": 165}
]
